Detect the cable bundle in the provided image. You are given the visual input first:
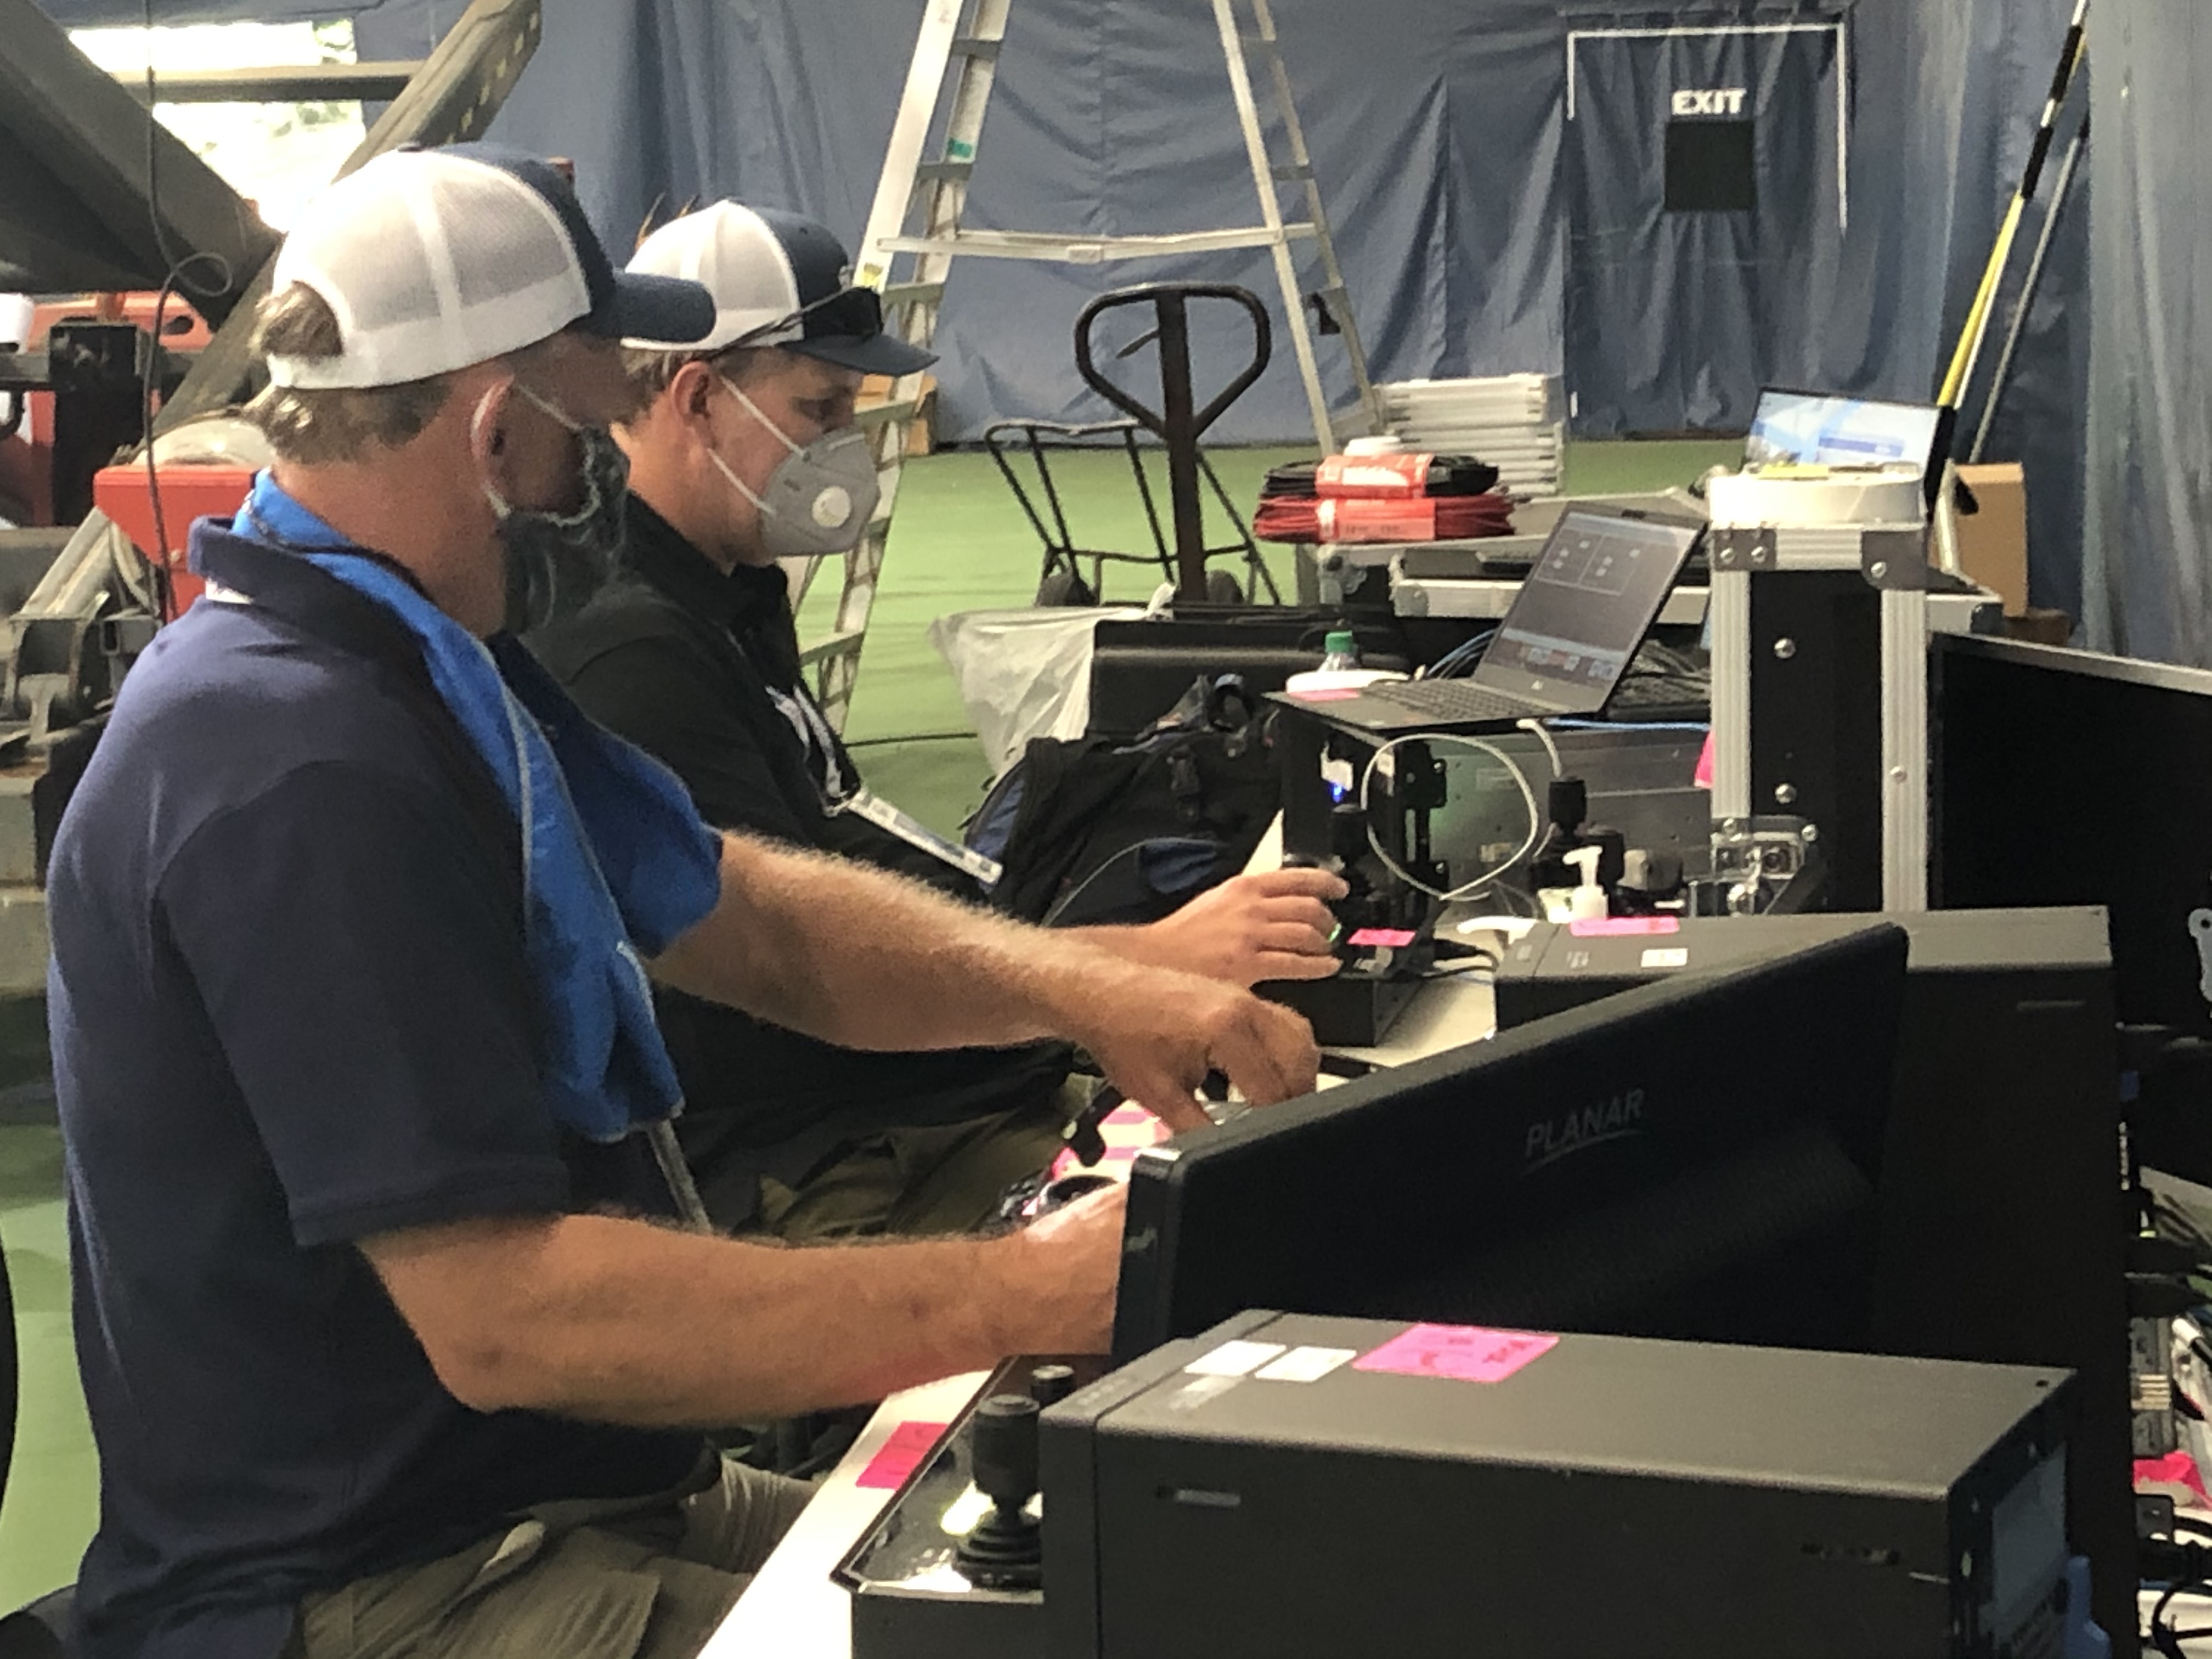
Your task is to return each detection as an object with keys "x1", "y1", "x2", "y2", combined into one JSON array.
[
  {"x1": 1255, "y1": 450, "x2": 1513, "y2": 543},
  {"x1": 1262, "y1": 454, "x2": 1500, "y2": 500},
  {"x1": 1254, "y1": 492, "x2": 1516, "y2": 544}
]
